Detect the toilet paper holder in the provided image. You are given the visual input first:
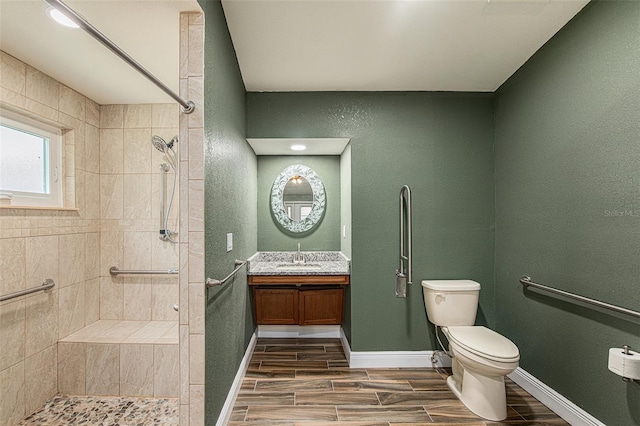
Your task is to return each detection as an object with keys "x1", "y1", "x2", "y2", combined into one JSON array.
[
  {"x1": 622, "y1": 346, "x2": 637, "y2": 383},
  {"x1": 609, "y1": 345, "x2": 639, "y2": 383}
]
